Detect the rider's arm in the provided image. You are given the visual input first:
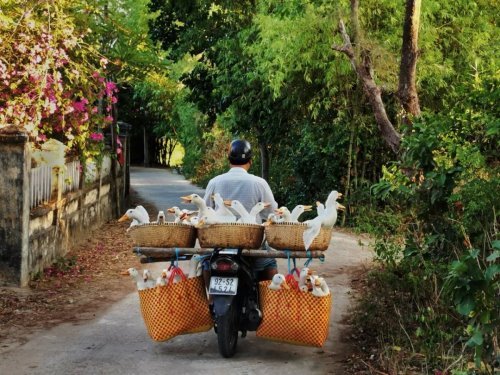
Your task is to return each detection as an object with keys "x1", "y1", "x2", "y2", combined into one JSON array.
[
  {"x1": 203, "y1": 180, "x2": 215, "y2": 209},
  {"x1": 259, "y1": 181, "x2": 278, "y2": 220}
]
